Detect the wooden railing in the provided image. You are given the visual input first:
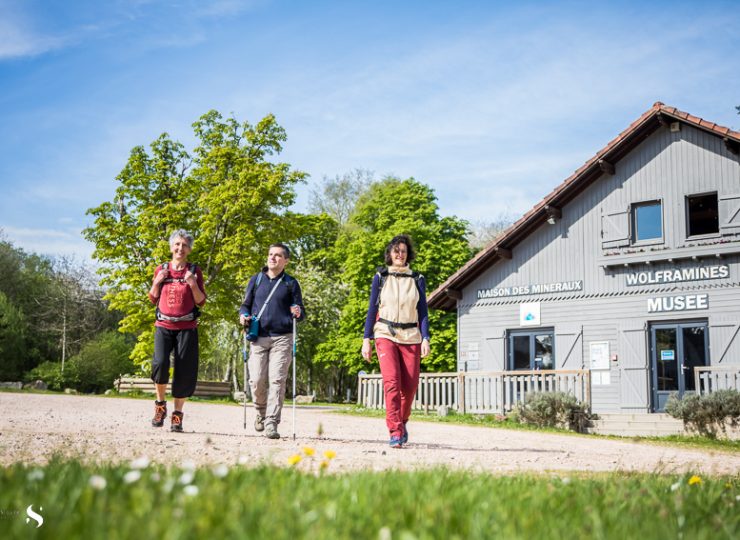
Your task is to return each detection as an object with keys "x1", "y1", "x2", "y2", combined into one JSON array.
[
  {"x1": 357, "y1": 370, "x2": 591, "y2": 414},
  {"x1": 695, "y1": 366, "x2": 740, "y2": 395}
]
